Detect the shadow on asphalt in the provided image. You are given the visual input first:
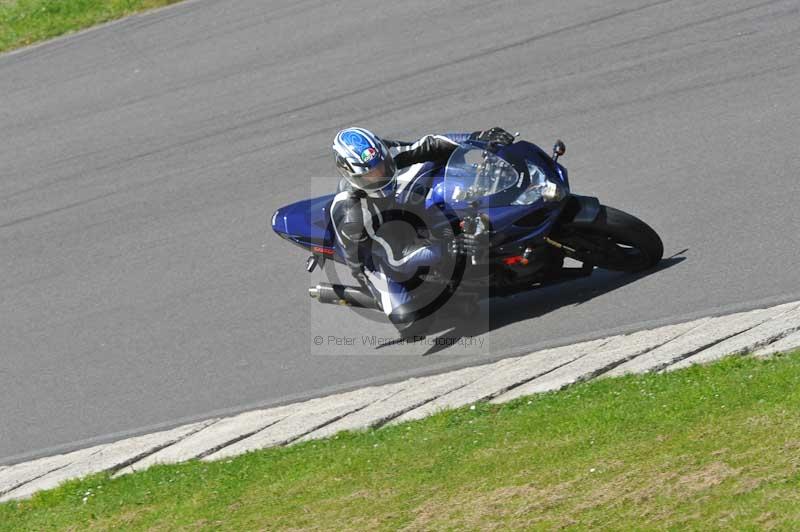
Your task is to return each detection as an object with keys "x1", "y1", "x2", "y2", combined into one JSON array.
[{"x1": 410, "y1": 255, "x2": 688, "y2": 357}]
